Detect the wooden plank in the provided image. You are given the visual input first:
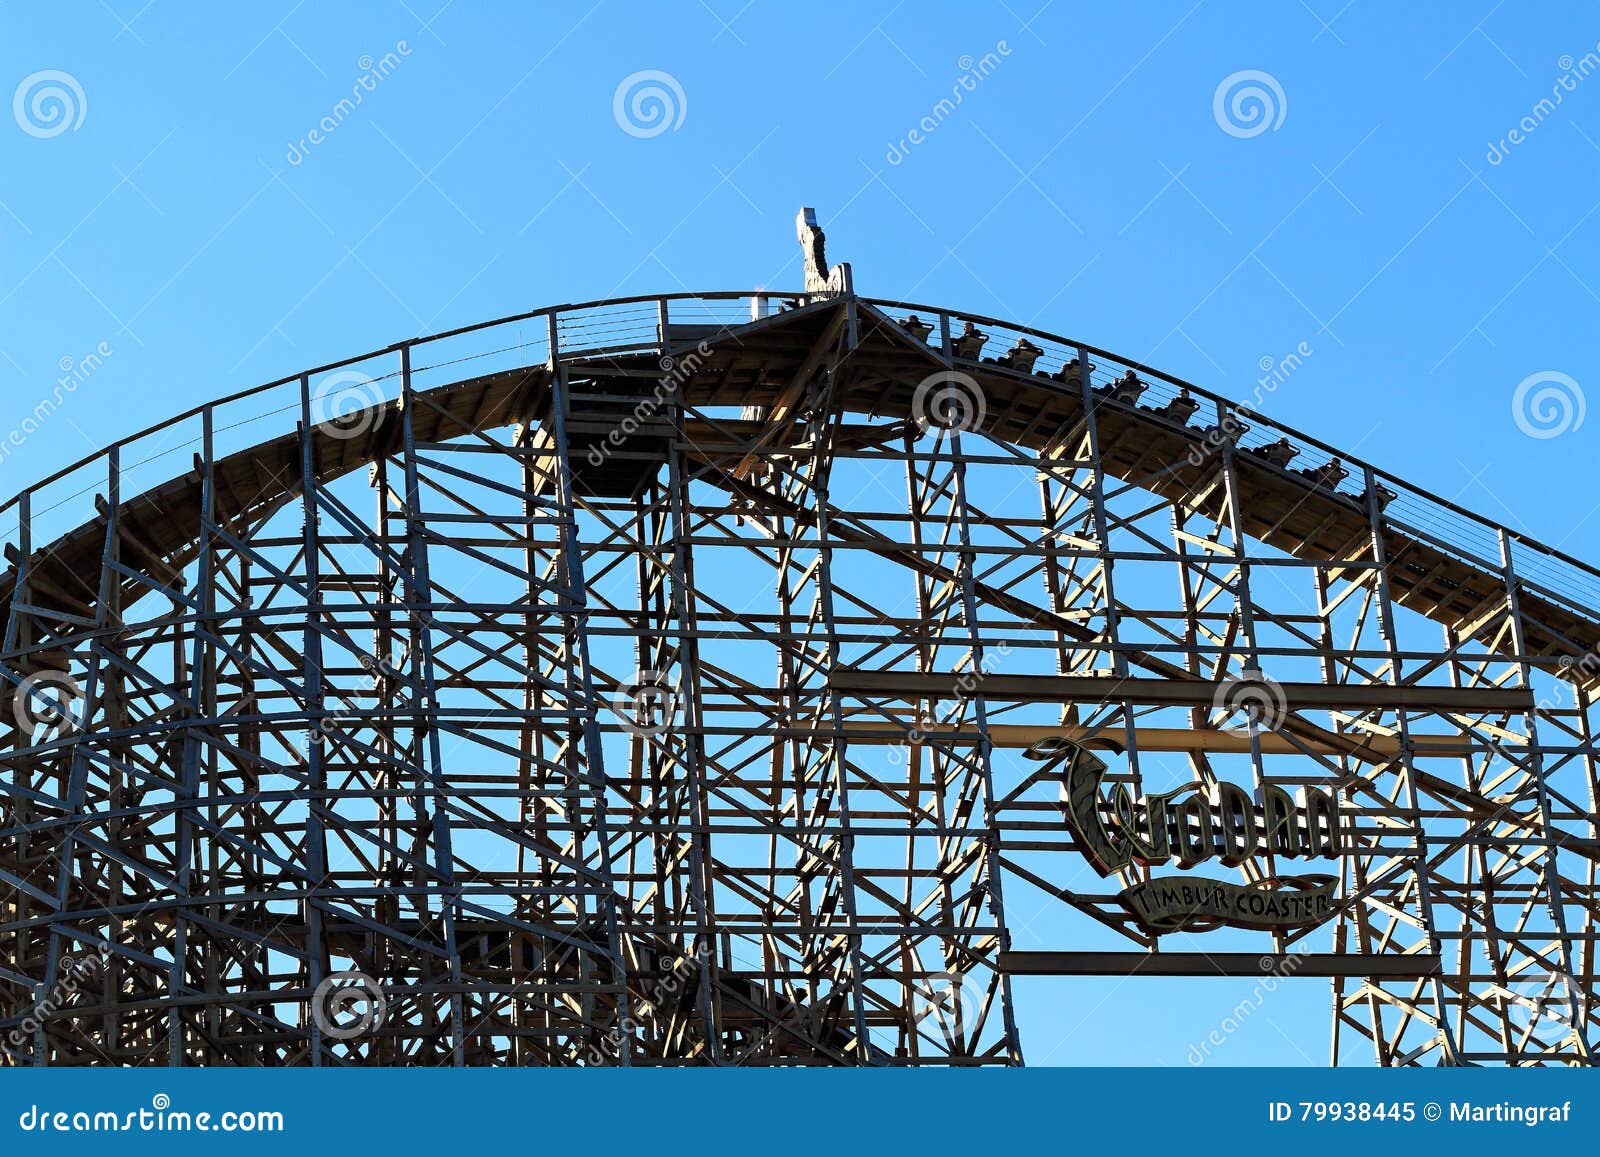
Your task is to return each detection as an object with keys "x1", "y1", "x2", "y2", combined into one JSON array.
[
  {"x1": 998, "y1": 951, "x2": 1444, "y2": 978},
  {"x1": 829, "y1": 670, "x2": 1535, "y2": 712},
  {"x1": 839, "y1": 721, "x2": 1482, "y2": 756}
]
